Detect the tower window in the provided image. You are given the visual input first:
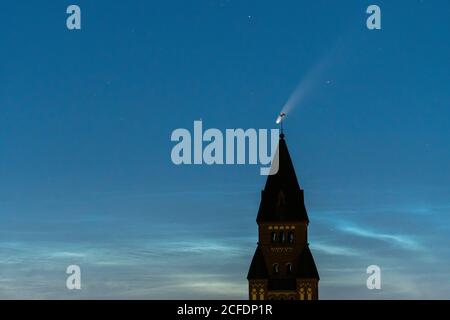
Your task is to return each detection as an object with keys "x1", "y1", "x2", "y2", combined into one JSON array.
[
  {"x1": 259, "y1": 288, "x2": 264, "y2": 300},
  {"x1": 279, "y1": 231, "x2": 285, "y2": 244},
  {"x1": 277, "y1": 190, "x2": 286, "y2": 207},
  {"x1": 288, "y1": 231, "x2": 294, "y2": 244},
  {"x1": 270, "y1": 232, "x2": 277, "y2": 243},
  {"x1": 307, "y1": 287, "x2": 313, "y2": 300},
  {"x1": 300, "y1": 287, "x2": 305, "y2": 300},
  {"x1": 286, "y1": 263, "x2": 293, "y2": 274},
  {"x1": 272, "y1": 263, "x2": 279, "y2": 274}
]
